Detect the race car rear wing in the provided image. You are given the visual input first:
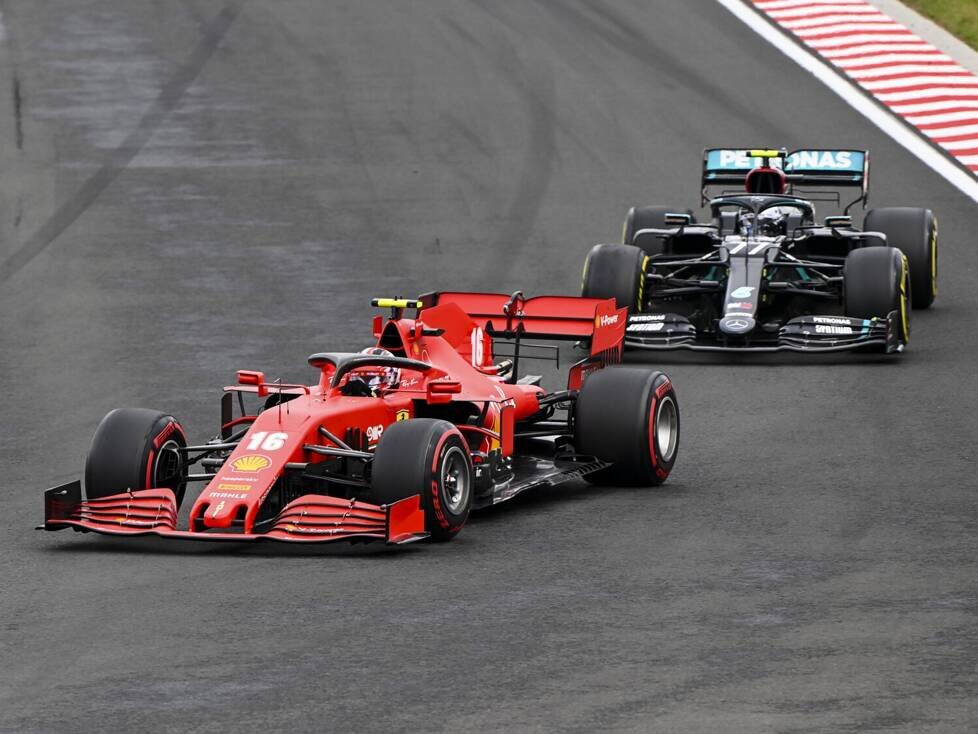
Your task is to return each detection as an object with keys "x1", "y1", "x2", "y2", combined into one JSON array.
[
  {"x1": 419, "y1": 291, "x2": 627, "y2": 390},
  {"x1": 701, "y1": 148, "x2": 870, "y2": 210},
  {"x1": 419, "y1": 291, "x2": 626, "y2": 356}
]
